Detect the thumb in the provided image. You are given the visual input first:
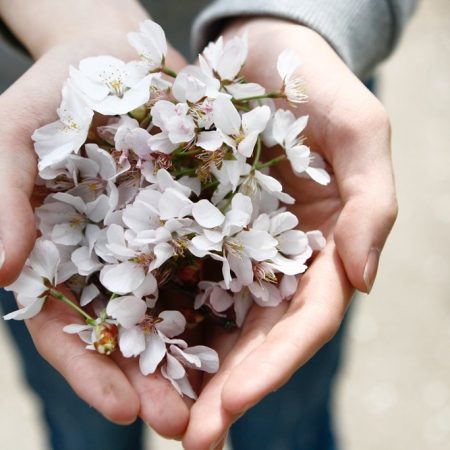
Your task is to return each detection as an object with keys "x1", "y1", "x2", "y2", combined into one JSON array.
[{"x1": 332, "y1": 107, "x2": 398, "y2": 293}]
